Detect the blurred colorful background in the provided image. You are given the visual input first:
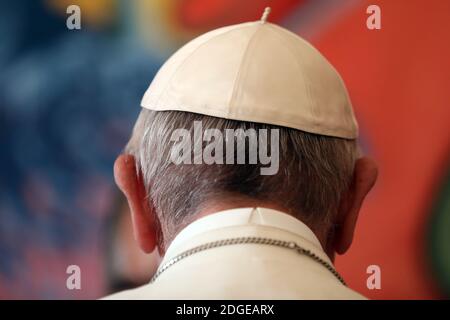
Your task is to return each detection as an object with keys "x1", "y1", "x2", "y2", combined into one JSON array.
[{"x1": 0, "y1": 0, "x2": 449, "y2": 299}]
